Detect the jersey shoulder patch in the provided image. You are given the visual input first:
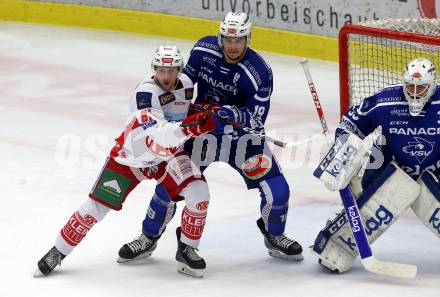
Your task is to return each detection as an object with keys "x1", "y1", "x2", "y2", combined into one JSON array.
[
  {"x1": 185, "y1": 88, "x2": 194, "y2": 100},
  {"x1": 136, "y1": 92, "x2": 153, "y2": 110}
]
